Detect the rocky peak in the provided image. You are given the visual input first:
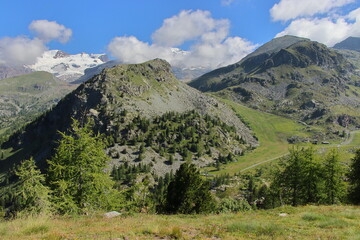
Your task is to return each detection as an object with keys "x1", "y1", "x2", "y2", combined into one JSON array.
[{"x1": 53, "y1": 50, "x2": 70, "y2": 59}]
